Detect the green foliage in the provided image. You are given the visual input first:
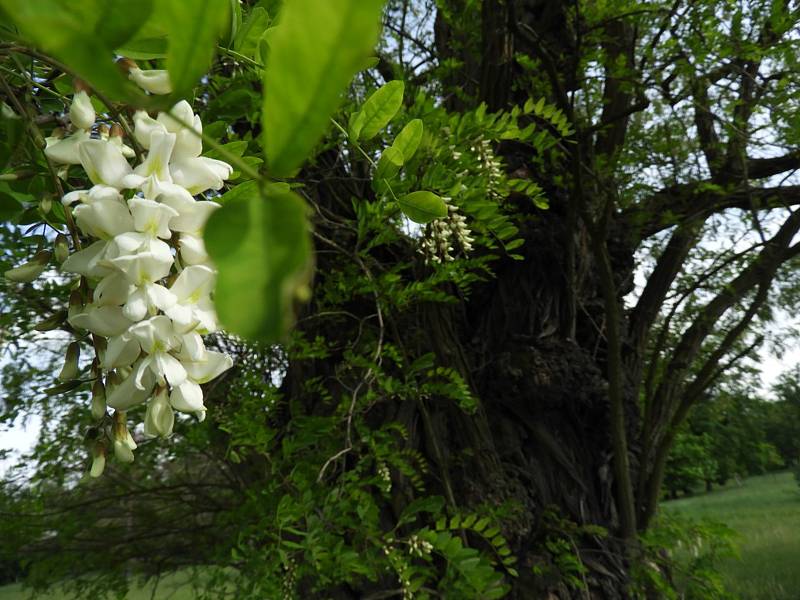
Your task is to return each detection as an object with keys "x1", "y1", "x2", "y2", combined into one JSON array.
[
  {"x1": 397, "y1": 191, "x2": 447, "y2": 224},
  {"x1": 664, "y1": 390, "x2": 786, "y2": 498},
  {"x1": 0, "y1": 0, "x2": 146, "y2": 101},
  {"x1": 262, "y1": 0, "x2": 385, "y2": 176},
  {"x1": 205, "y1": 181, "x2": 312, "y2": 341},
  {"x1": 232, "y1": 6, "x2": 271, "y2": 62},
  {"x1": 160, "y1": 0, "x2": 230, "y2": 97},
  {"x1": 390, "y1": 118, "x2": 423, "y2": 162},
  {"x1": 349, "y1": 80, "x2": 404, "y2": 142},
  {"x1": 664, "y1": 431, "x2": 718, "y2": 497},
  {"x1": 529, "y1": 509, "x2": 606, "y2": 594},
  {"x1": 633, "y1": 512, "x2": 738, "y2": 600}
]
